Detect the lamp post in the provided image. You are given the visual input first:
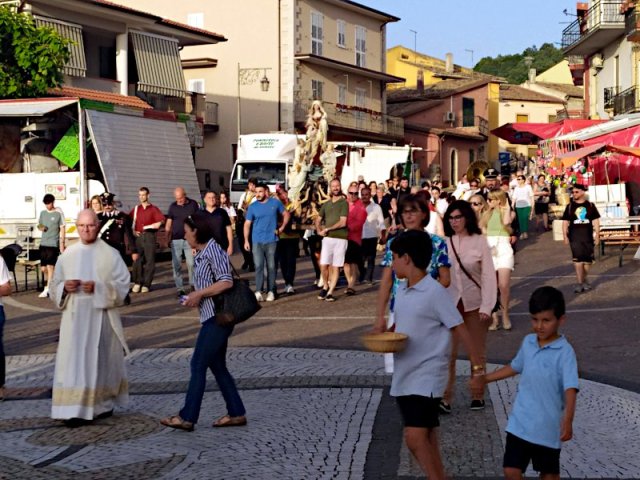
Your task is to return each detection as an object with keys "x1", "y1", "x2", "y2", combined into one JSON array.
[{"x1": 237, "y1": 63, "x2": 272, "y2": 138}]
